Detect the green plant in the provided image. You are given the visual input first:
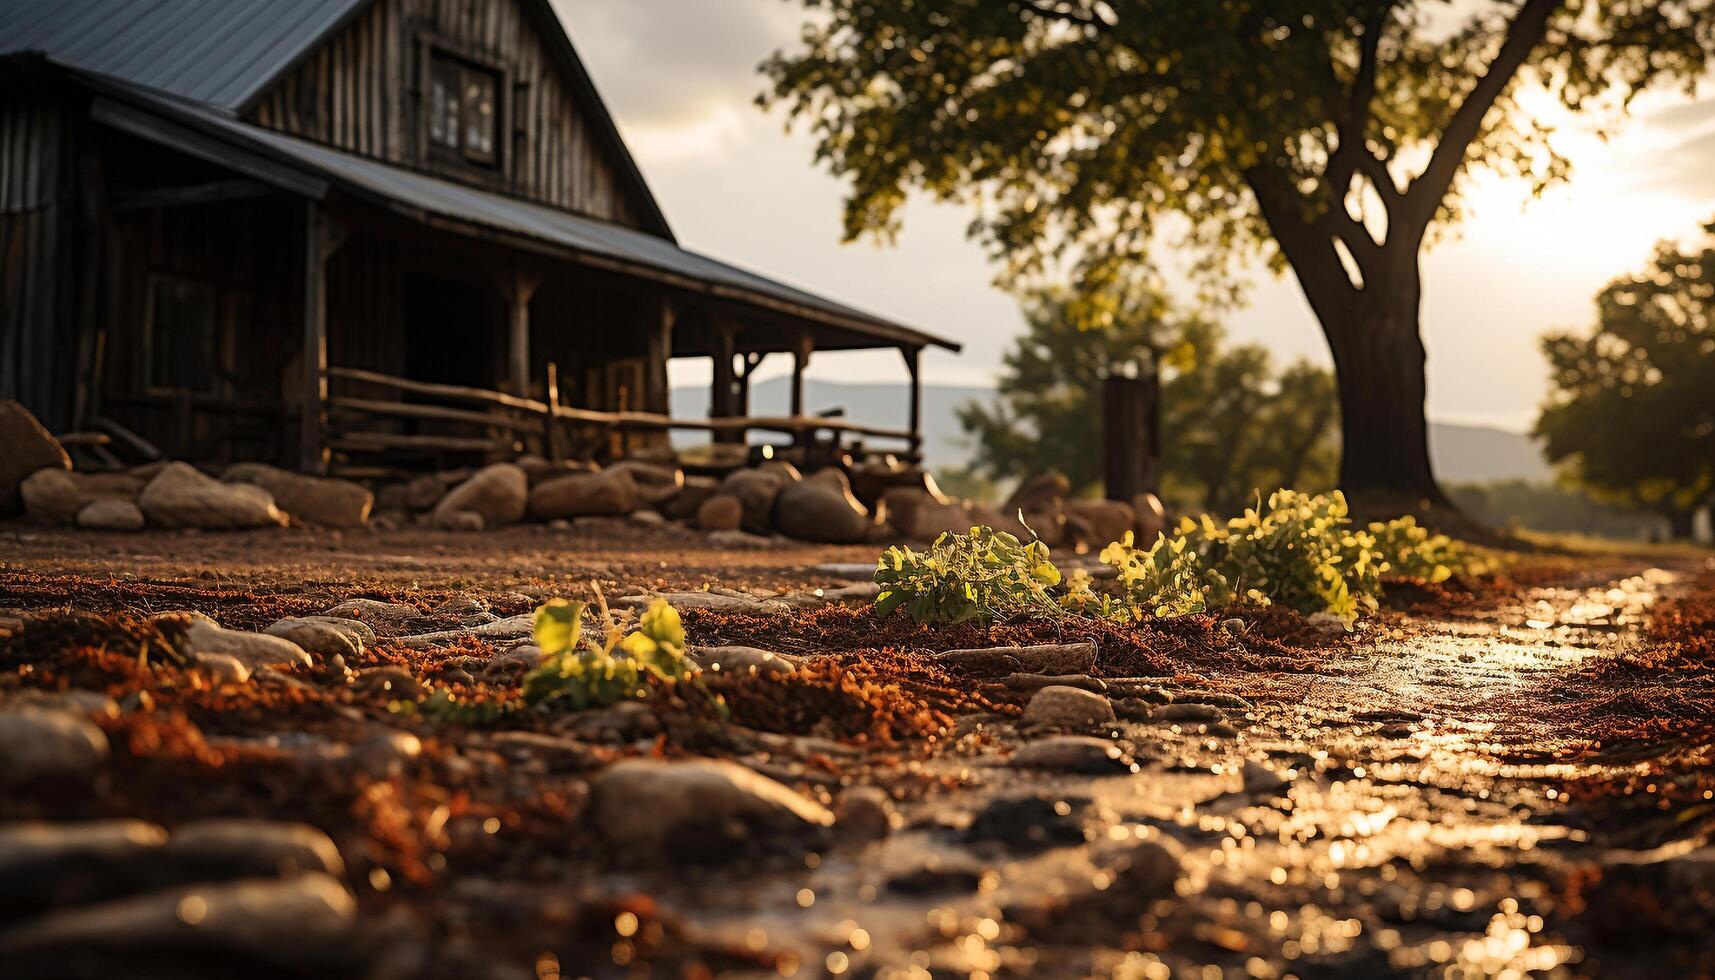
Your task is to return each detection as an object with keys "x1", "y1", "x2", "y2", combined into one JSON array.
[
  {"x1": 521, "y1": 593, "x2": 693, "y2": 711},
  {"x1": 1364, "y1": 515, "x2": 1486, "y2": 583},
  {"x1": 1094, "y1": 531, "x2": 1256, "y2": 620},
  {"x1": 874, "y1": 526, "x2": 1063, "y2": 625}
]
